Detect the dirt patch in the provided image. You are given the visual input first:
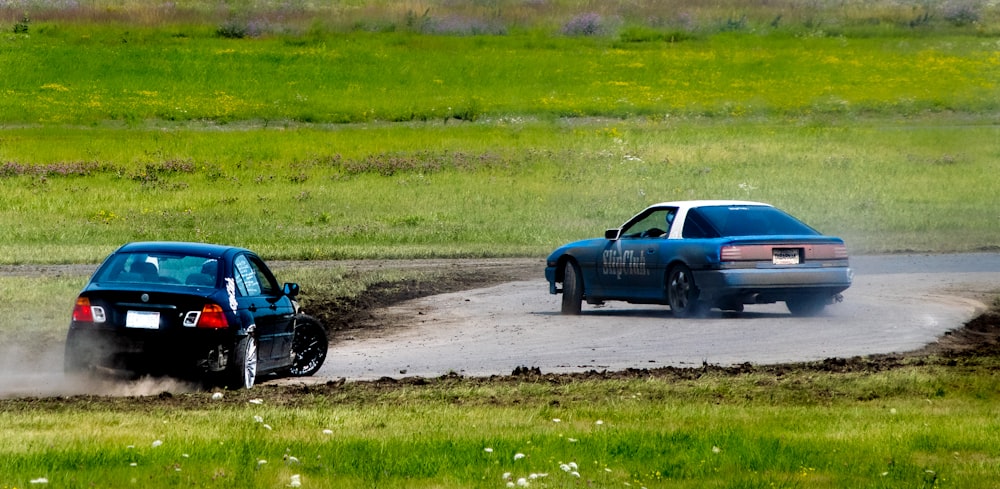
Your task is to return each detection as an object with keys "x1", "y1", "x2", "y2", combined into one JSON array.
[{"x1": 302, "y1": 258, "x2": 540, "y2": 339}]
